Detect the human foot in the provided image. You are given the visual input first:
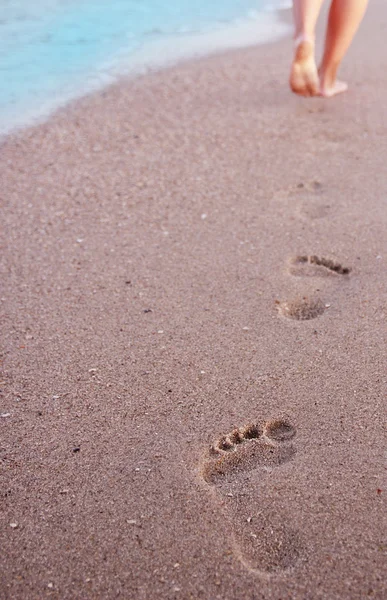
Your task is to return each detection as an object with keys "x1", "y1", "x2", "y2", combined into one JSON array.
[
  {"x1": 319, "y1": 79, "x2": 348, "y2": 98},
  {"x1": 318, "y1": 65, "x2": 348, "y2": 97},
  {"x1": 289, "y1": 38, "x2": 319, "y2": 97}
]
